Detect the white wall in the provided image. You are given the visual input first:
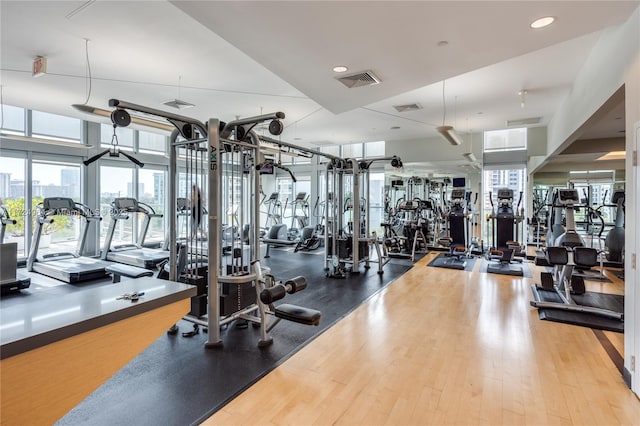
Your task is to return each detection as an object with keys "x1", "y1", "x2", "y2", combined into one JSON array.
[{"x1": 624, "y1": 8, "x2": 640, "y2": 396}]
